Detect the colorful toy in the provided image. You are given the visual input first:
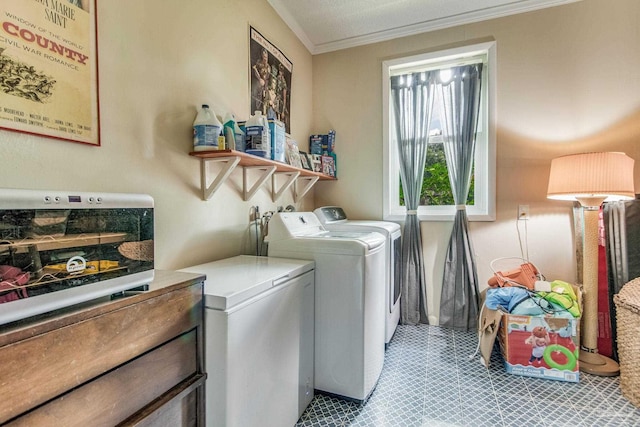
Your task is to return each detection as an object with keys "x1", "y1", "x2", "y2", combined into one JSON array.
[
  {"x1": 543, "y1": 344, "x2": 577, "y2": 371},
  {"x1": 525, "y1": 326, "x2": 550, "y2": 365}
]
